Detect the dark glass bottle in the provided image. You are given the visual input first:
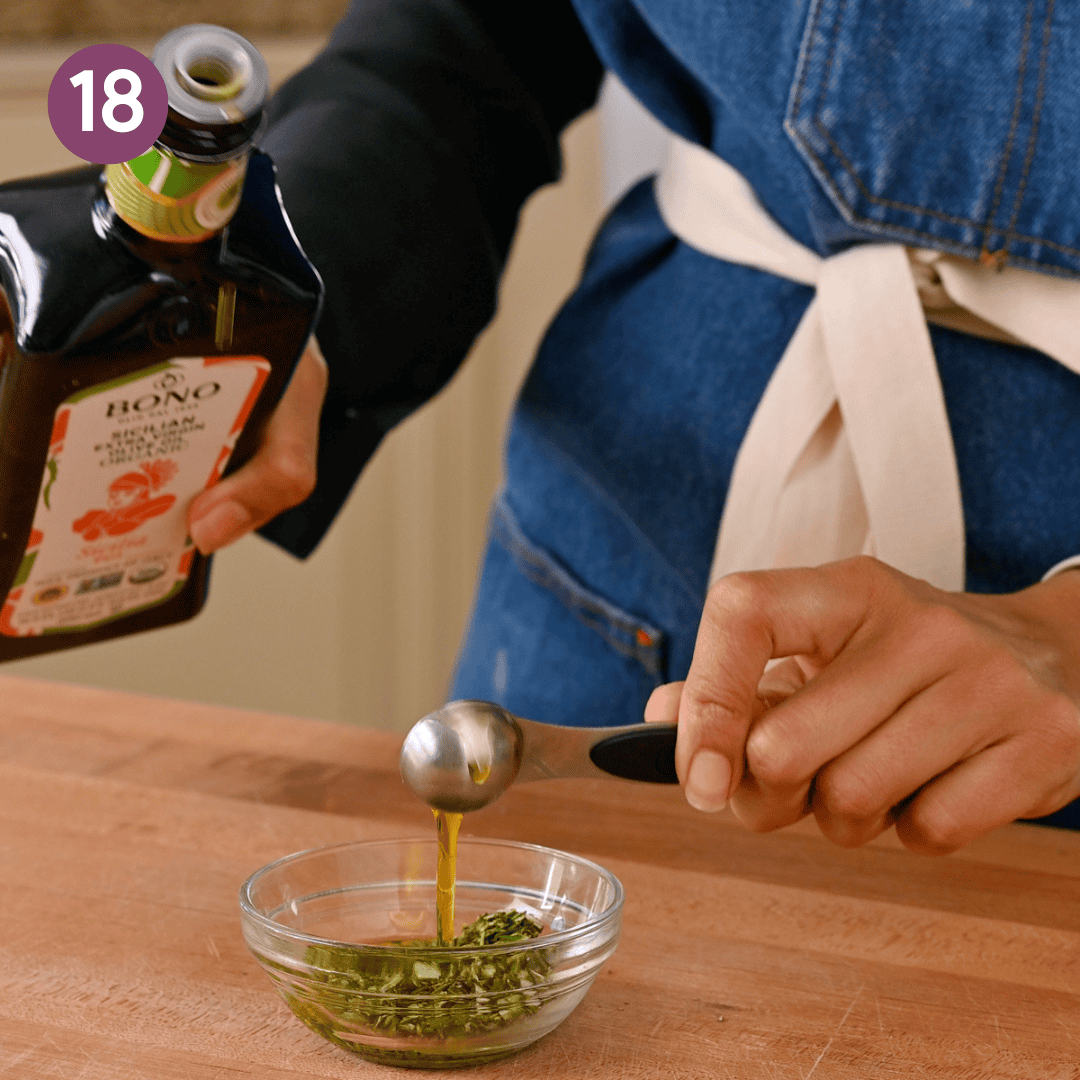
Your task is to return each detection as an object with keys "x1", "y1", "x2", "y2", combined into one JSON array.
[{"x1": 0, "y1": 25, "x2": 323, "y2": 660}]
